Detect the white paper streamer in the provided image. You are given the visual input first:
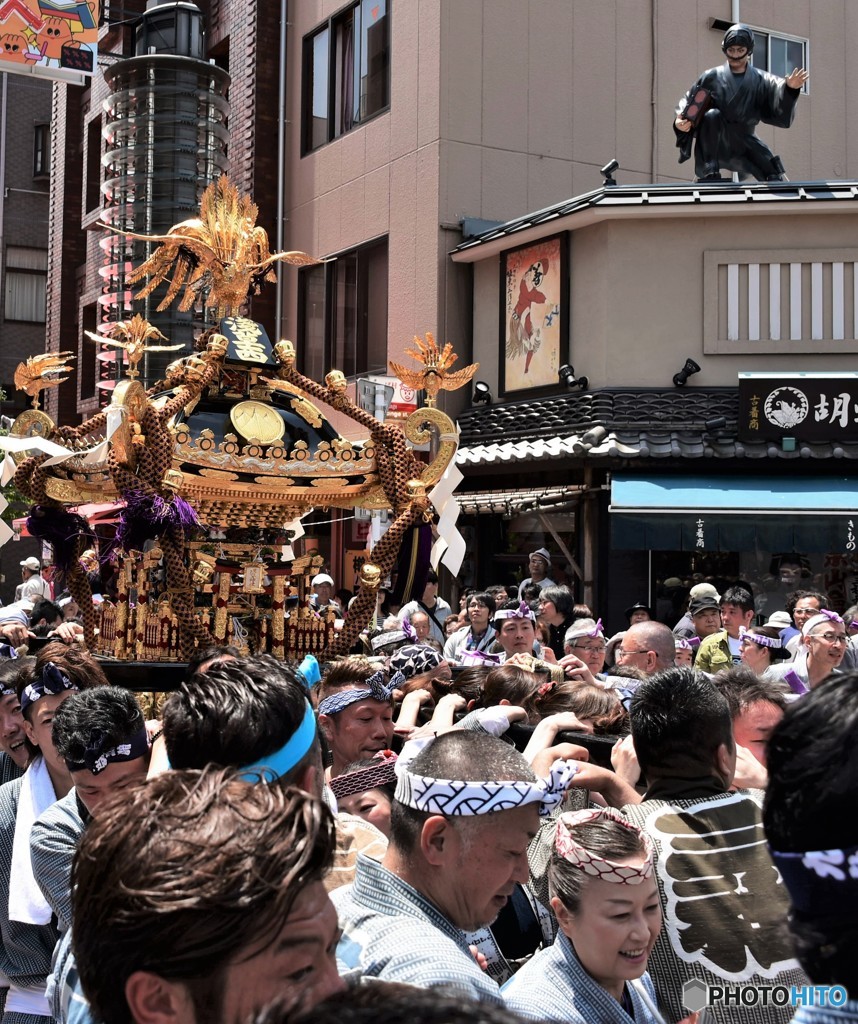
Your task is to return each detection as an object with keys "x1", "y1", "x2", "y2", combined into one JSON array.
[
  {"x1": 428, "y1": 457, "x2": 465, "y2": 578},
  {"x1": 0, "y1": 407, "x2": 125, "y2": 471},
  {"x1": 281, "y1": 513, "x2": 308, "y2": 562}
]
